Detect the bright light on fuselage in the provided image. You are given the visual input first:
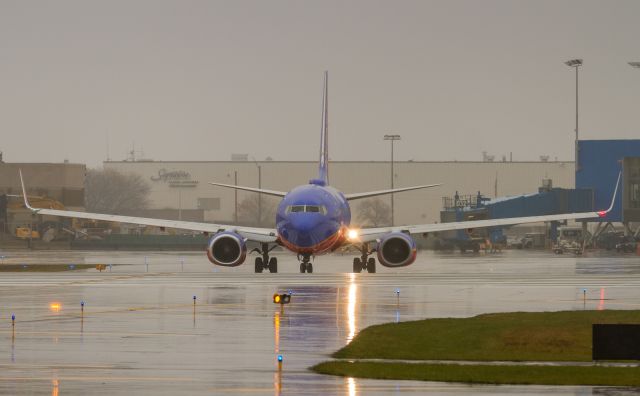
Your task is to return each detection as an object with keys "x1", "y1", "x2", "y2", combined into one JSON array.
[{"x1": 347, "y1": 229, "x2": 359, "y2": 241}]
